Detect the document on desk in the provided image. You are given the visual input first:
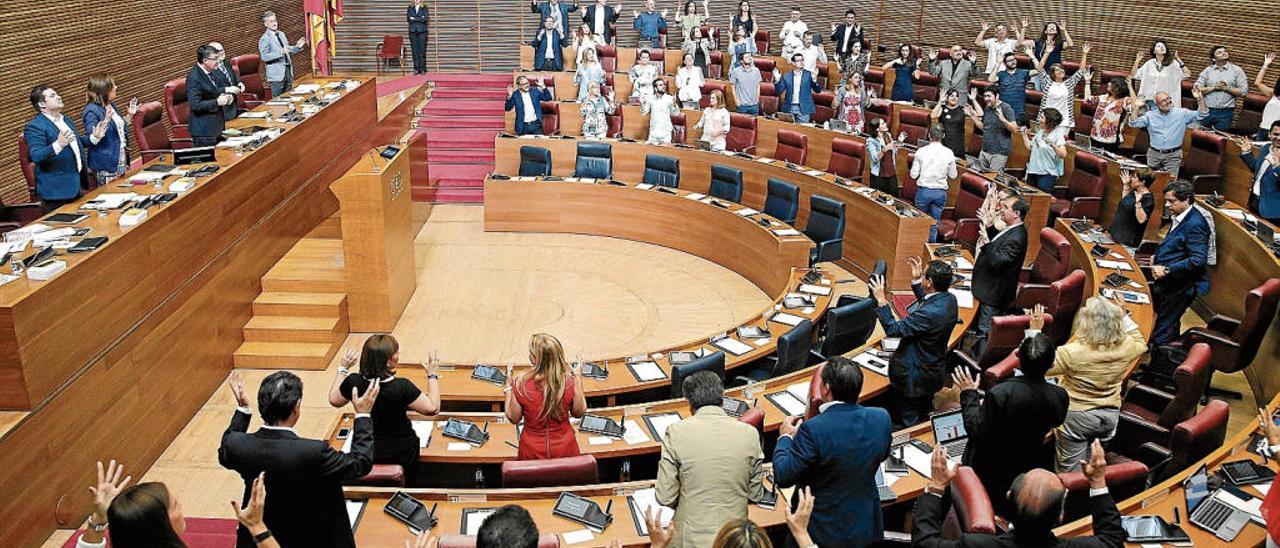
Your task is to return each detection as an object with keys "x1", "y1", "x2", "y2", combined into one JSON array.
[
  {"x1": 635, "y1": 183, "x2": 655, "y2": 190},
  {"x1": 712, "y1": 337, "x2": 754, "y2": 356},
  {"x1": 852, "y1": 350, "x2": 890, "y2": 376},
  {"x1": 1219, "y1": 208, "x2": 1248, "y2": 221},
  {"x1": 345, "y1": 499, "x2": 366, "y2": 530},
  {"x1": 627, "y1": 361, "x2": 666, "y2": 382},
  {"x1": 622, "y1": 420, "x2": 651, "y2": 445},
  {"x1": 642, "y1": 412, "x2": 683, "y2": 442},
  {"x1": 765, "y1": 390, "x2": 808, "y2": 416},
  {"x1": 628, "y1": 488, "x2": 675, "y2": 535},
  {"x1": 769, "y1": 312, "x2": 804, "y2": 326},
  {"x1": 683, "y1": 192, "x2": 705, "y2": 200},
  {"x1": 772, "y1": 228, "x2": 802, "y2": 236},
  {"x1": 786, "y1": 381, "x2": 811, "y2": 402},
  {"x1": 0, "y1": 274, "x2": 18, "y2": 287},
  {"x1": 239, "y1": 111, "x2": 271, "y2": 119},
  {"x1": 952, "y1": 257, "x2": 974, "y2": 270},
  {"x1": 901, "y1": 444, "x2": 932, "y2": 476},
  {"x1": 949, "y1": 289, "x2": 975, "y2": 309},
  {"x1": 562, "y1": 529, "x2": 595, "y2": 544},
  {"x1": 1095, "y1": 259, "x2": 1133, "y2": 271},
  {"x1": 412, "y1": 421, "x2": 435, "y2": 448},
  {"x1": 293, "y1": 84, "x2": 321, "y2": 94},
  {"x1": 798, "y1": 283, "x2": 832, "y2": 295},
  {"x1": 734, "y1": 207, "x2": 759, "y2": 216},
  {"x1": 462, "y1": 508, "x2": 498, "y2": 535}
]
